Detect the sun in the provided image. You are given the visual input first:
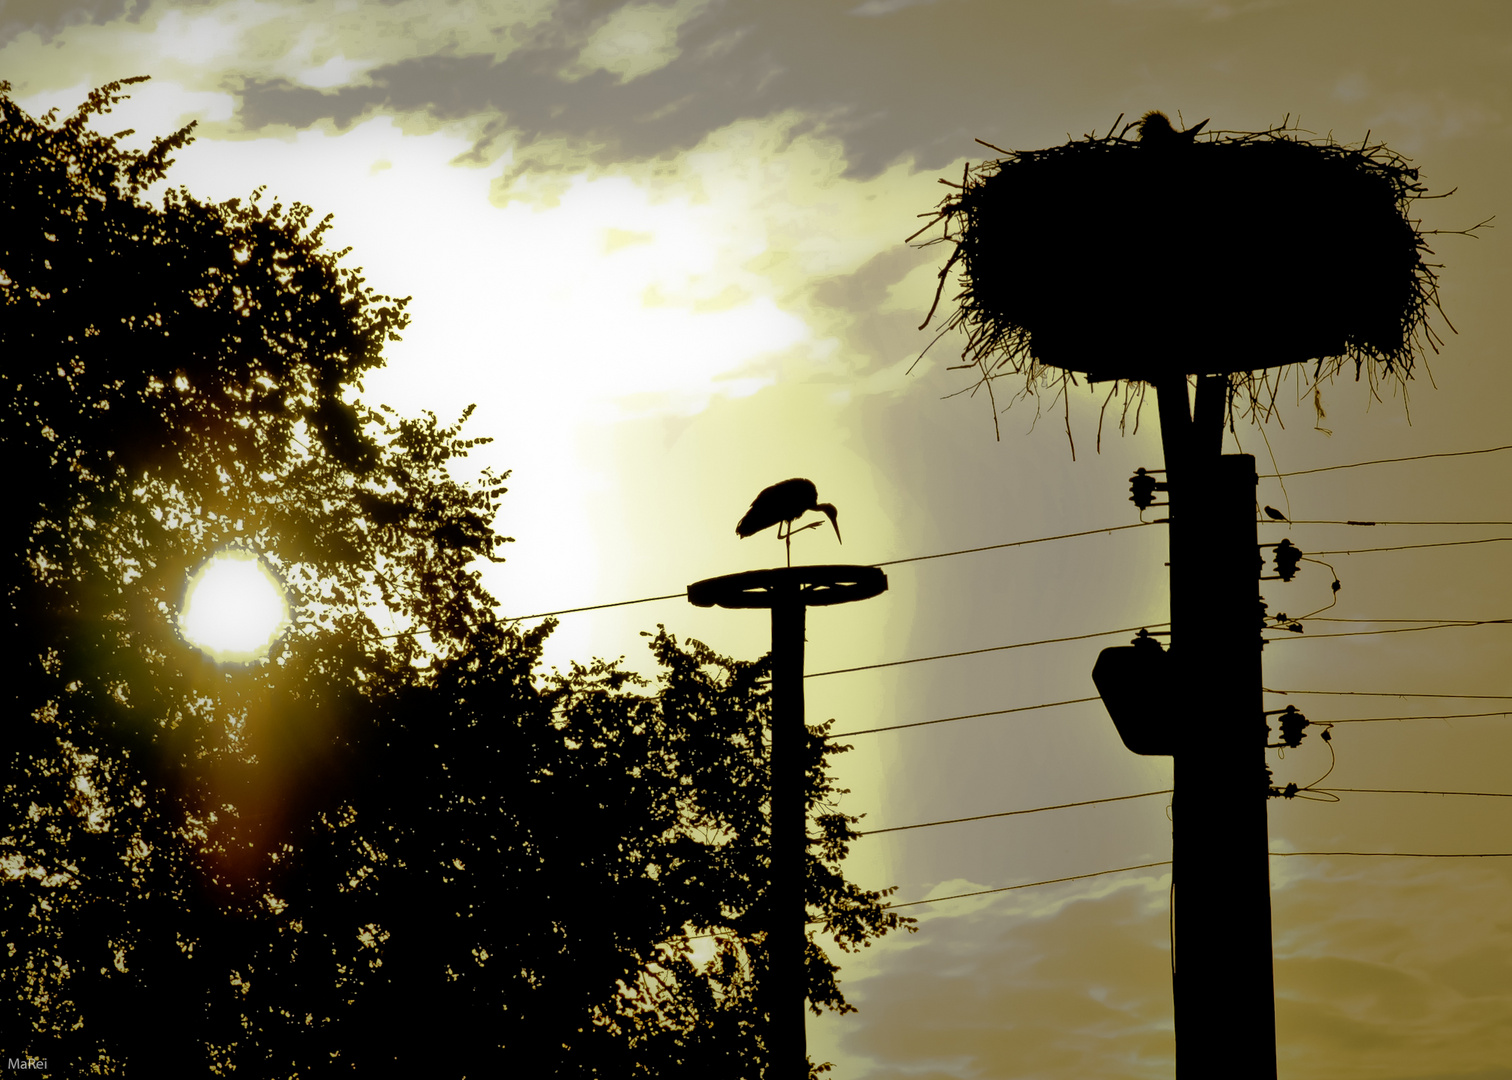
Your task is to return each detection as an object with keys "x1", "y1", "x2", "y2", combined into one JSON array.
[{"x1": 180, "y1": 549, "x2": 291, "y2": 663}]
